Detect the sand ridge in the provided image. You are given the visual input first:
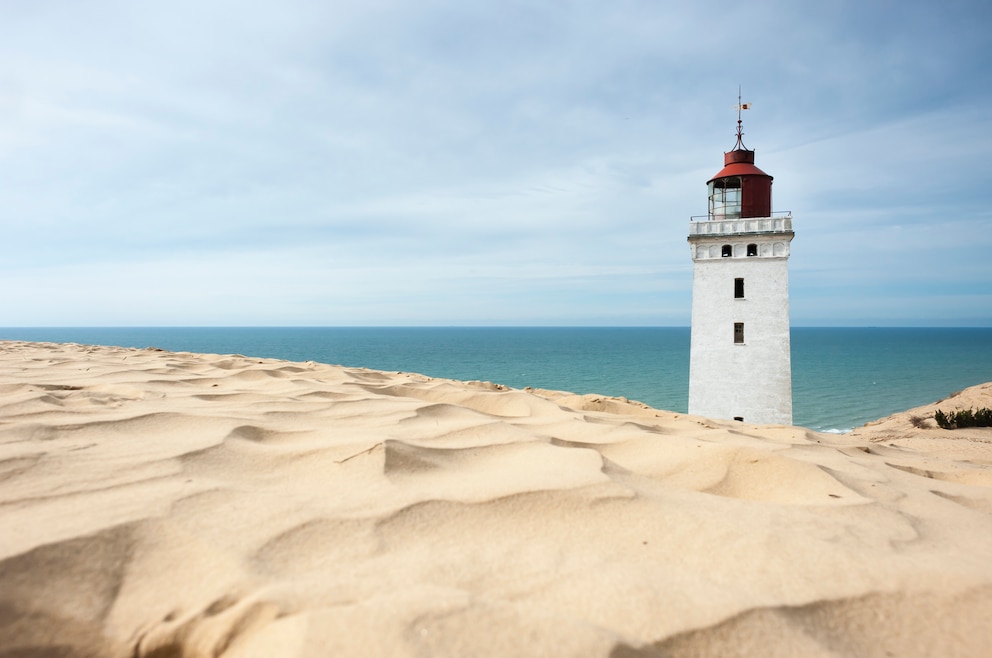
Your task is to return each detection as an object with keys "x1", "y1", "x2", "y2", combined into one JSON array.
[{"x1": 1, "y1": 340, "x2": 991, "y2": 657}]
